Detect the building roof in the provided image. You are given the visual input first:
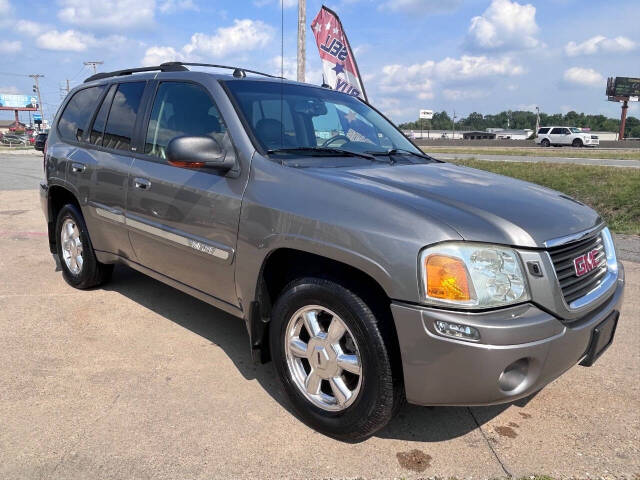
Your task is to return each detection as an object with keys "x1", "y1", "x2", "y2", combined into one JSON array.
[{"x1": 0, "y1": 120, "x2": 25, "y2": 128}]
